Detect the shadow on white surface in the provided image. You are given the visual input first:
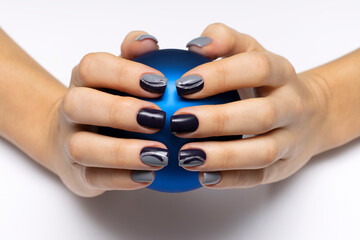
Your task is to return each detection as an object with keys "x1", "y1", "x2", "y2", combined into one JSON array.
[
  {"x1": 74, "y1": 138, "x2": 360, "y2": 240},
  {"x1": 76, "y1": 185, "x2": 269, "y2": 240},
  {"x1": 1, "y1": 136, "x2": 359, "y2": 240}
]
